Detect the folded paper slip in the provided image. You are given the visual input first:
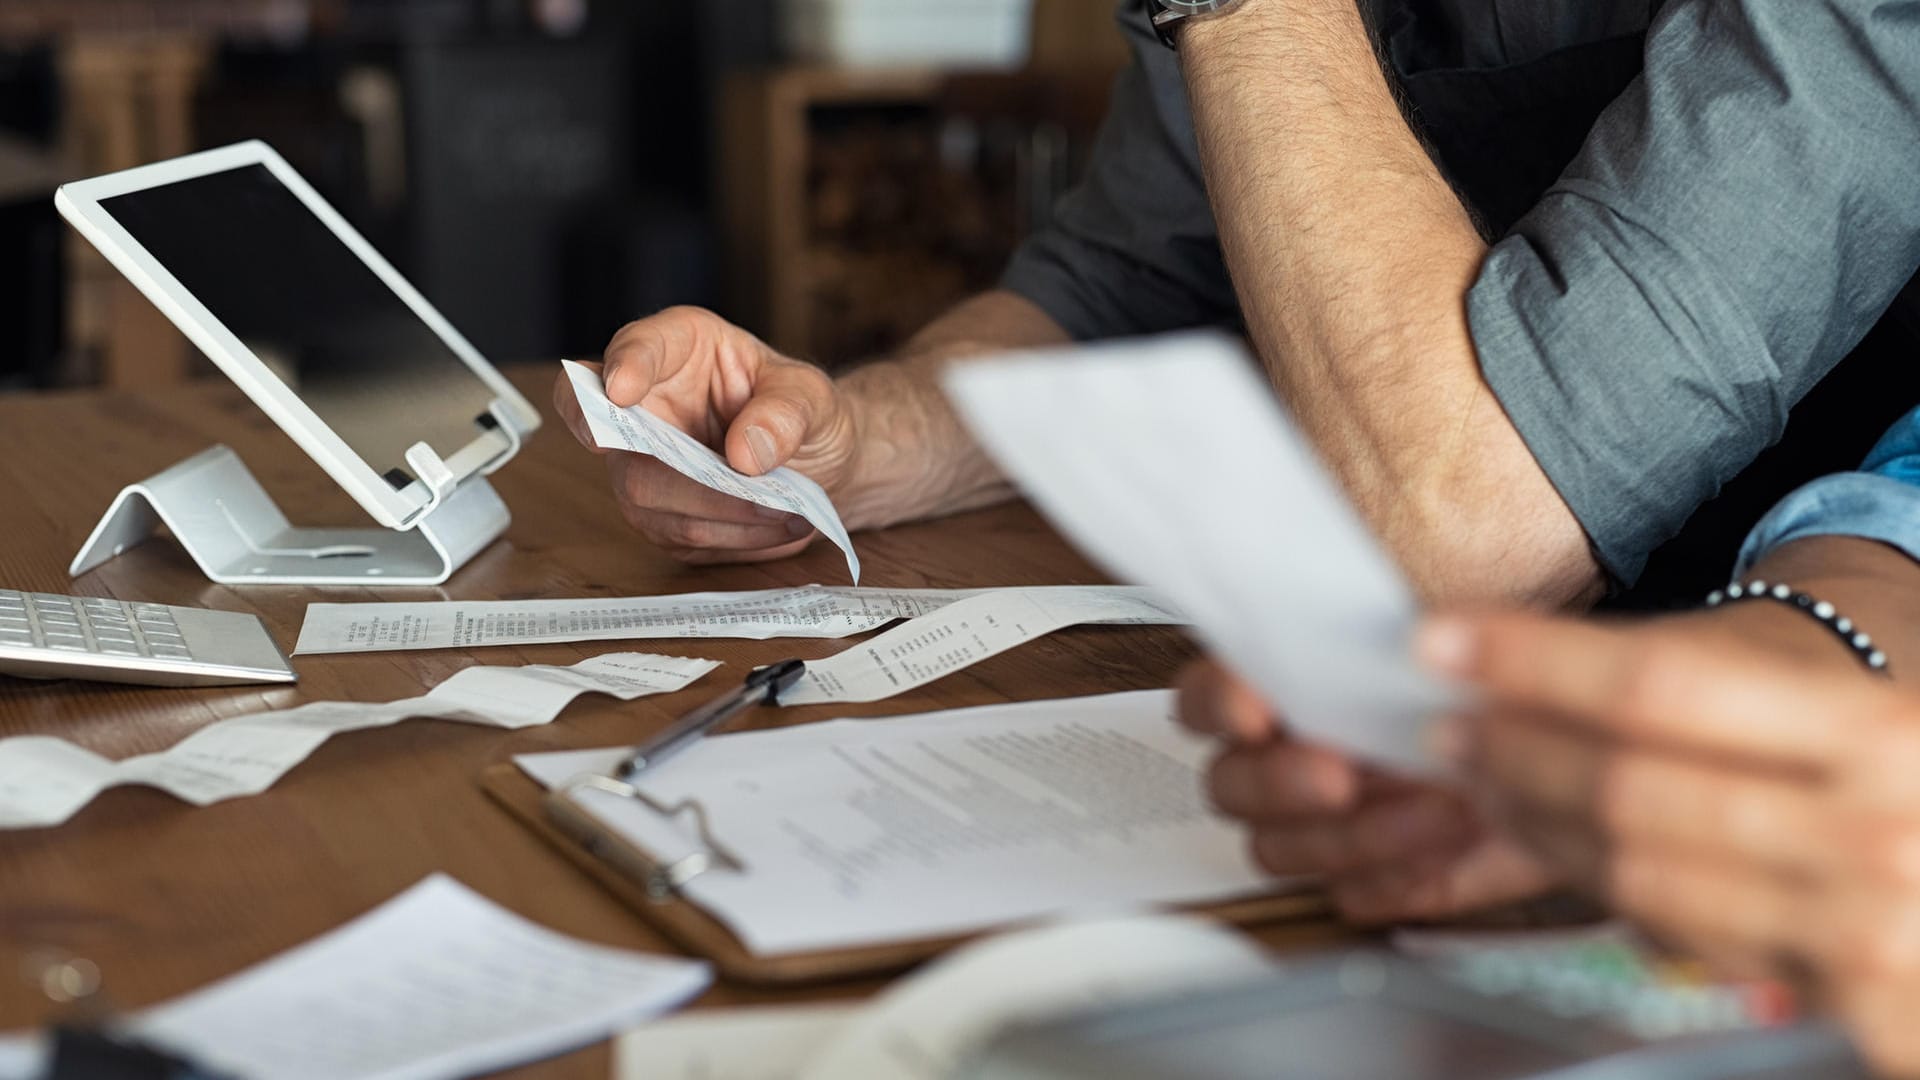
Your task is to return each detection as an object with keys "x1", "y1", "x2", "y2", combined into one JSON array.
[{"x1": 483, "y1": 690, "x2": 1325, "y2": 985}]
